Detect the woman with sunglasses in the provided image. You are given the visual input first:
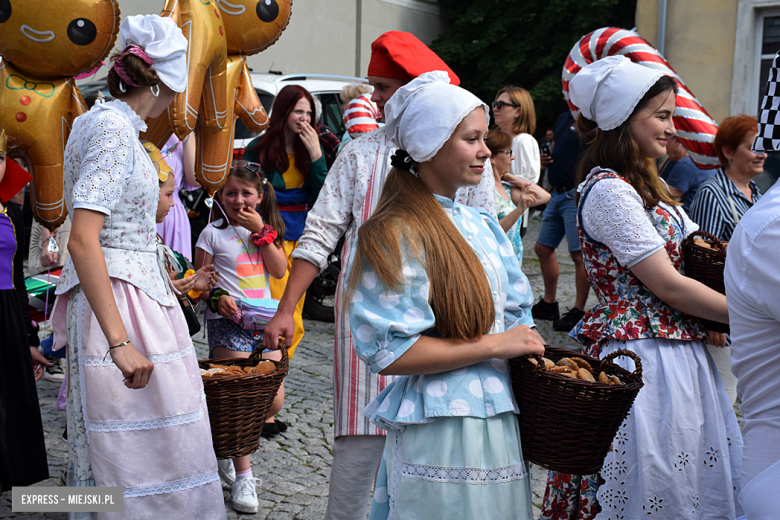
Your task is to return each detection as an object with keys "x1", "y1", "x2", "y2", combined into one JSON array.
[
  {"x1": 492, "y1": 87, "x2": 540, "y2": 185},
  {"x1": 486, "y1": 128, "x2": 549, "y2": 267}
]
